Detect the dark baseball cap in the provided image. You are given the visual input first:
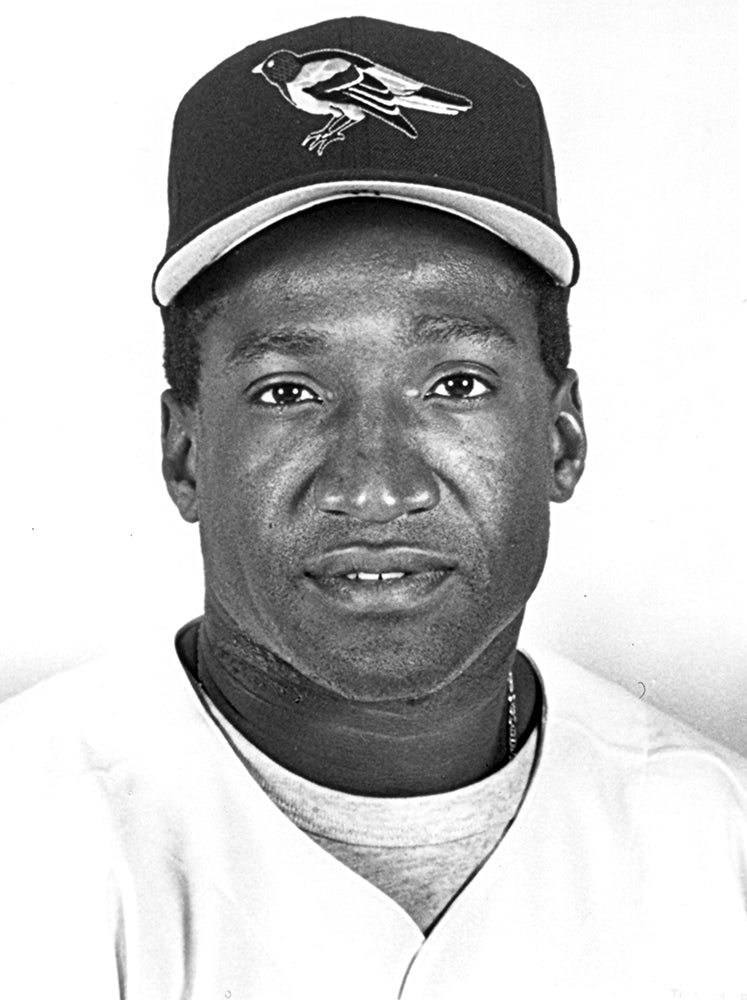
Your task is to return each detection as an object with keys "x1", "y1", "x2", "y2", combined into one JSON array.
[{"x1": 153, "y1": 16, "x2": 579, "y2": 307}]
